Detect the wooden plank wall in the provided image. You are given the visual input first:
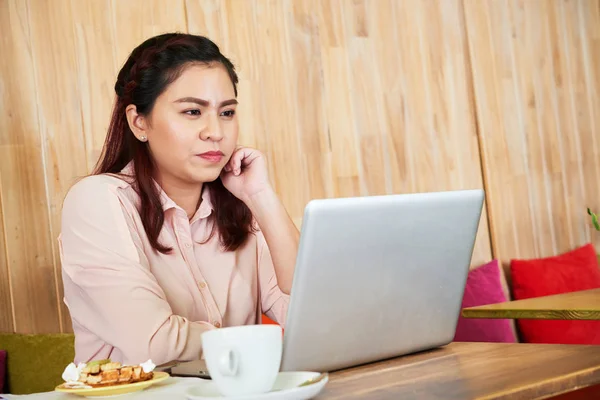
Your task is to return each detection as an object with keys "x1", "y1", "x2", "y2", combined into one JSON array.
[
  {"x1": 0, "y1": 0, "x2": 597, "y2": 334},
  {"x1": 464, "y1": 0, "x2": 600, "y2": 278}
]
